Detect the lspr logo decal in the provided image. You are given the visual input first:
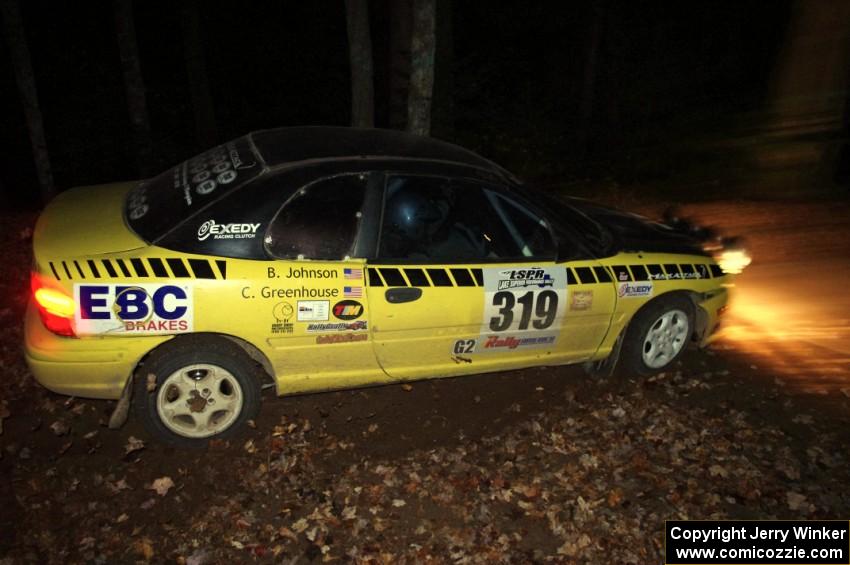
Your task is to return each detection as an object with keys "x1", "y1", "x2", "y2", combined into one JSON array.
[
  {"x1": 496, "y1": 267, "x2": 554, "y2": 290},
  {"x1": 74, "y1": 284, "x2": 193, "y2": 335}
]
